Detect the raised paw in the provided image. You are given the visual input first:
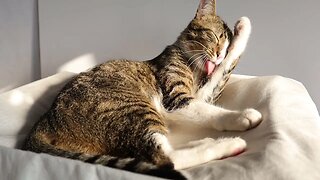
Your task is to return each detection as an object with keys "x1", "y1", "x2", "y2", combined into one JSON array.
[
  {"x1": 223, "y1": 17, "x2": 252, "y2": 69},
  {"x1": 234, "y1": 16, "x2": 251, "y2": 36}
]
